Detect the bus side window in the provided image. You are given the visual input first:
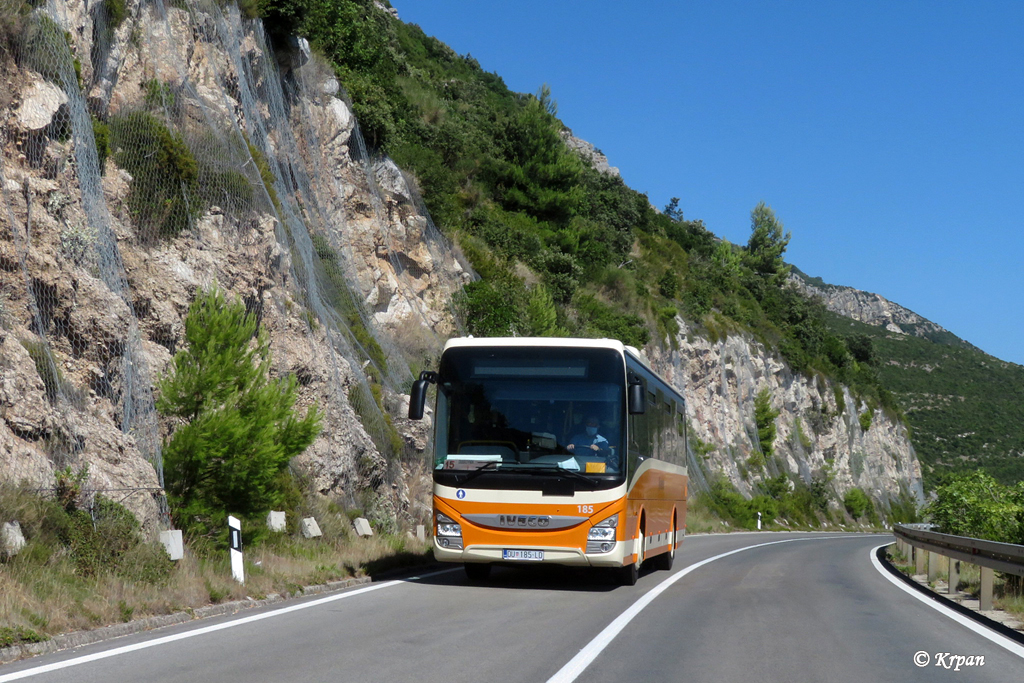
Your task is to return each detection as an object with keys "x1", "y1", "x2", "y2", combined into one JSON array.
[{"x1": 648, "y1": 391, "x2": 657, "y2": 459}]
